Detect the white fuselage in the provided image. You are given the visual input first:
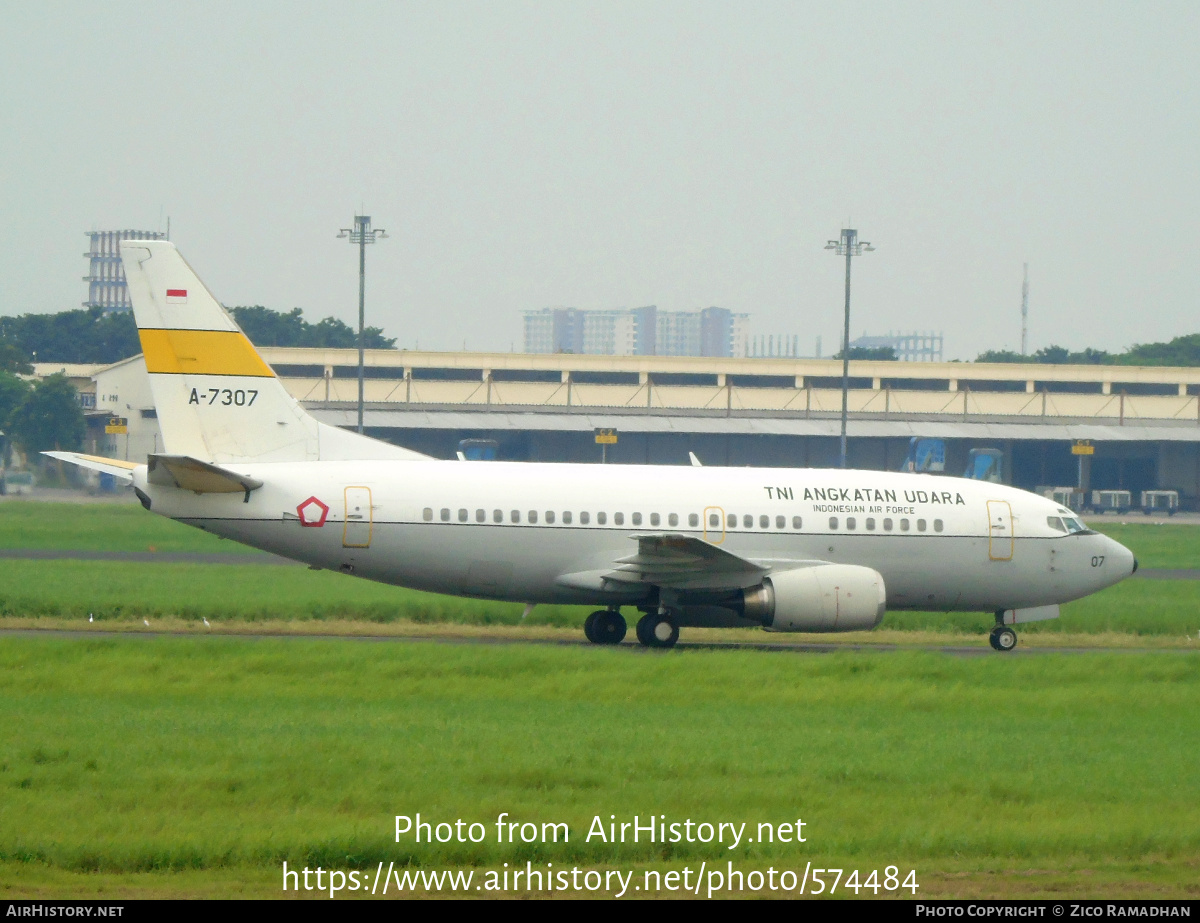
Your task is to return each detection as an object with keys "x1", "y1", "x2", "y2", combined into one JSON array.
[{"x1": 131, "y1": 460, "x2": 1135, "y2": 617}]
